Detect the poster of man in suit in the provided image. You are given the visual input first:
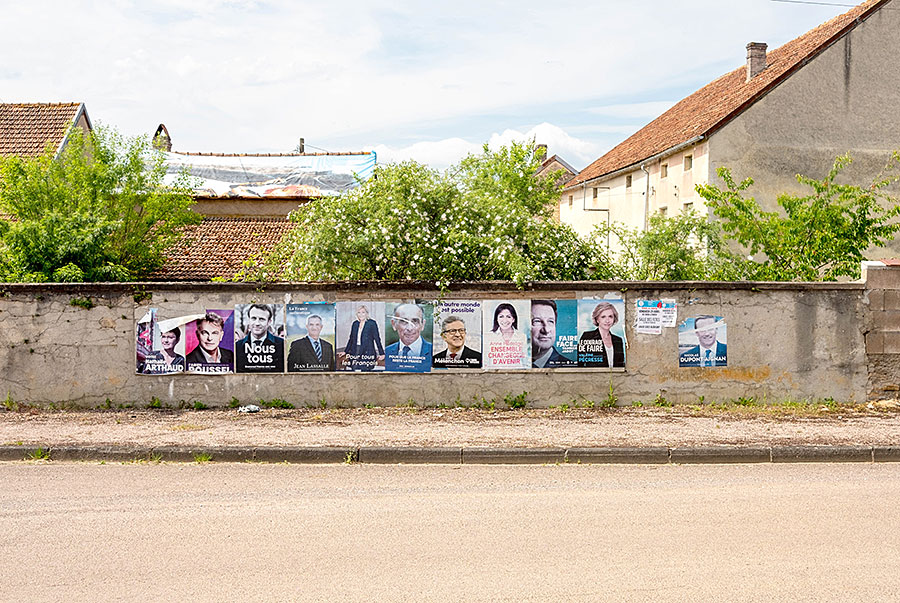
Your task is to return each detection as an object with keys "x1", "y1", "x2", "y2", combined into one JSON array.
[
  {"x1": 679, "y1": 315, "x2": 728, "y2": 367},
  {"x1": 432, "y1": 300, "x2": 482, "y2": 369},
  {"x1": 286, "y1": 303, "x2": 336, "y2": 372},
  {"x1": 384, "y1": 300, "x2": 433, "y2": 373},
  {"x1": 185, "y1": 309, "x2": 235, "y2": 374},
  {"x1": 531, "y1": 300, "x2": 577, "y2": 368},
  {"x1": 234, "y1": 303, "x2": 285, "y2": 373}
]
